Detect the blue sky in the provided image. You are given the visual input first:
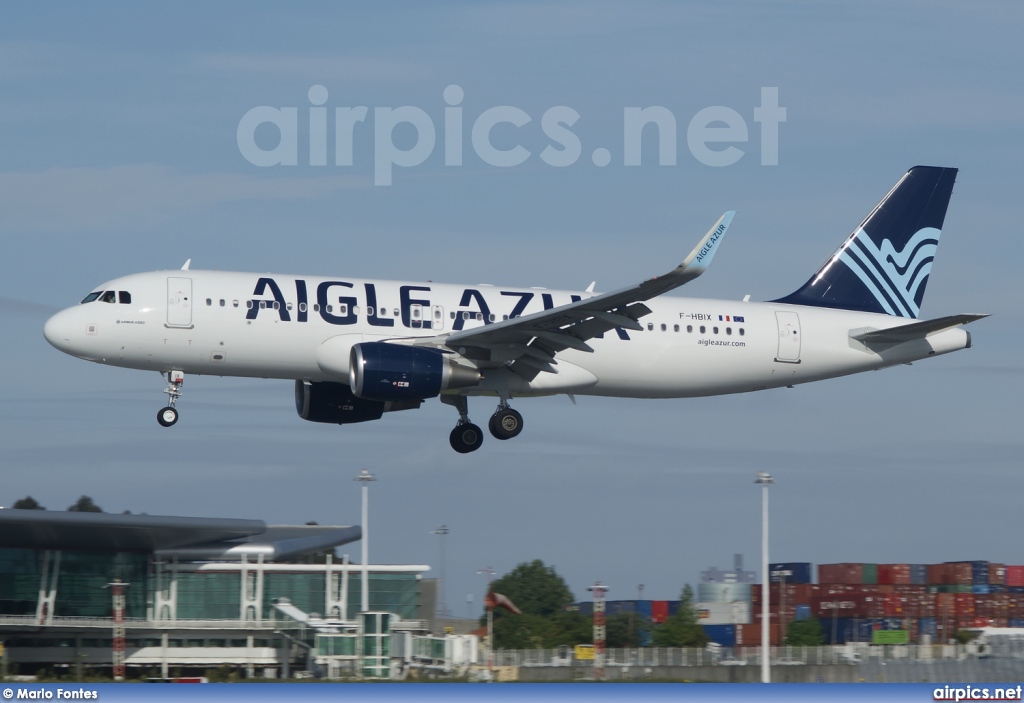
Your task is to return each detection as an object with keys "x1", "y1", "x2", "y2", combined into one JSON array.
[{"x1": 2, "y1": 1, "x2": 1023, "y2": 615}]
